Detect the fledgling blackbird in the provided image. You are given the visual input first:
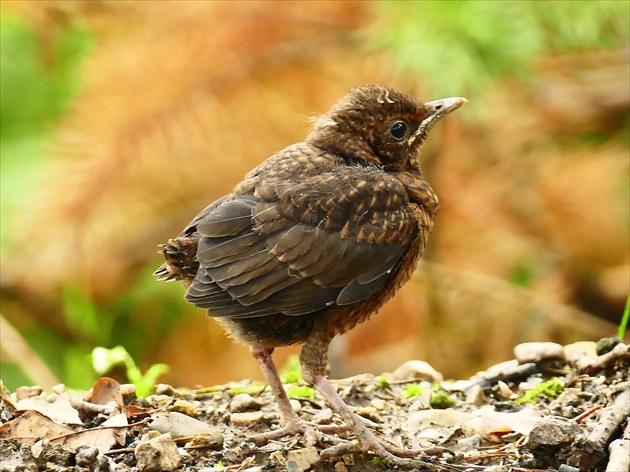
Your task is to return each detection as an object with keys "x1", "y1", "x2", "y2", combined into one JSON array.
[{"x1": 155, "y1": 85, "x2": 466, "y2": 466}]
